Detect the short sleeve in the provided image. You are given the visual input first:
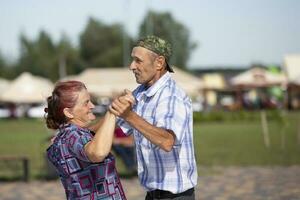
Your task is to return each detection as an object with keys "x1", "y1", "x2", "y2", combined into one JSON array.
[
  {"x1": 155, "y1": 95, "x2": 191, "y2": 144},
  {"x1": 116, "y1": 117, "x2": 133, "y2": 136},
  {"x1": 66, "y1": 129, "x2": 93, "y2": 162}
]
